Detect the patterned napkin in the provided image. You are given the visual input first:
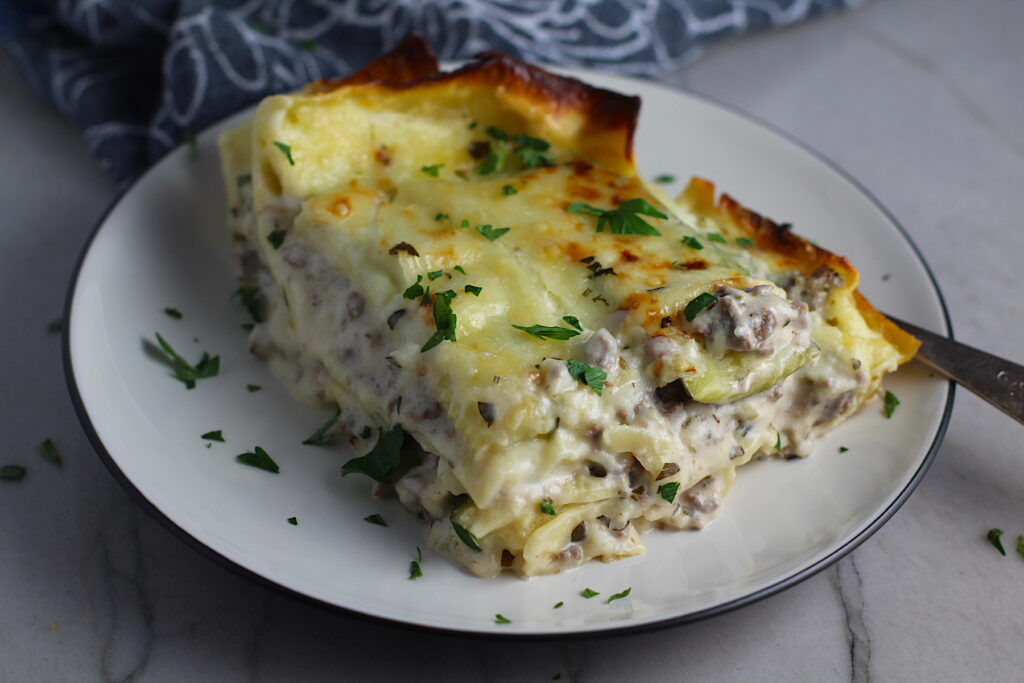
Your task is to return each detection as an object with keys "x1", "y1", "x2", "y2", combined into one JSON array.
[{"x1": 1, "y1": 0, "x2": 859, "y2": 186}]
